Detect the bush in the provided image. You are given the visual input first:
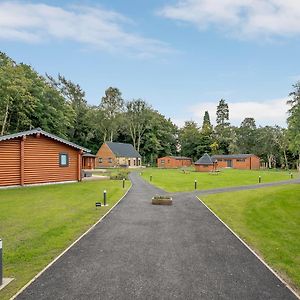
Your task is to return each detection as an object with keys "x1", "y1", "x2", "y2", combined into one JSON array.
[{"x1": 109, "y1": 170, "x2": 129, "y2": 180}]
